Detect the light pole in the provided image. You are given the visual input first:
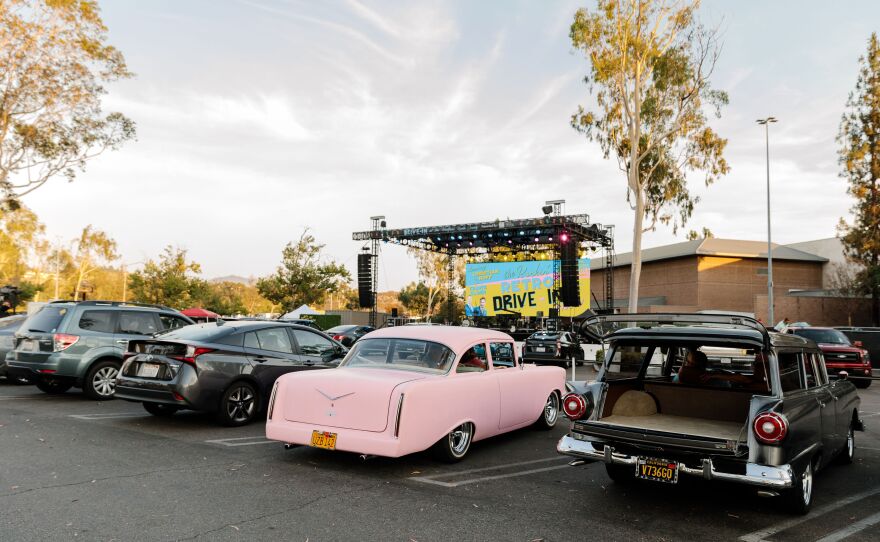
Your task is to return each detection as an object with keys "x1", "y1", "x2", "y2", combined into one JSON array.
[{"x1": 757, "y1": 116, "x2": 777, "y2": 326}]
